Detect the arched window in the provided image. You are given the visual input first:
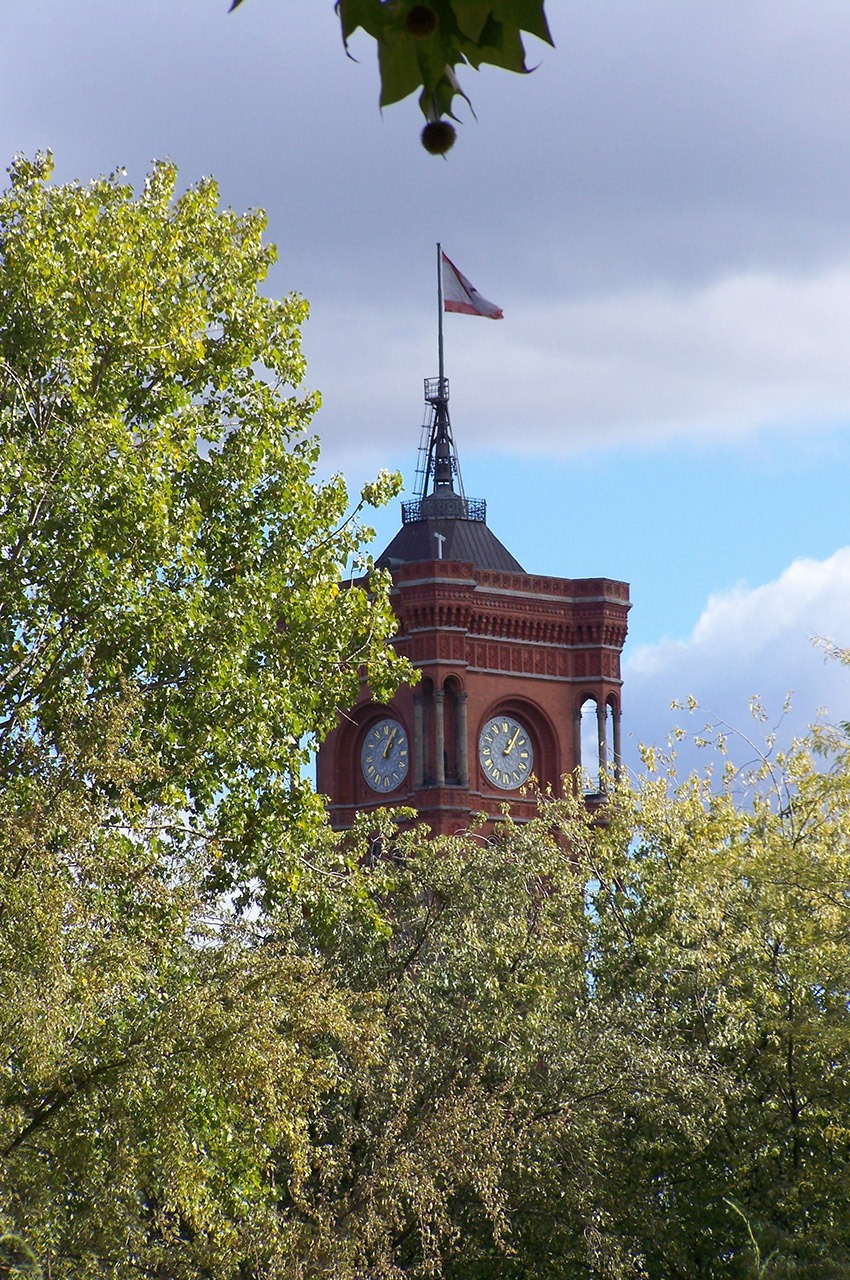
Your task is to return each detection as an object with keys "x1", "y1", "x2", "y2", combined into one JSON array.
[
  {"x1": 580, "y1": 696, "x2": 611, "y2": 795},
  {"x1": 419, "y1": 677, "x2": 434, "y2": 785},
  {"x1": 580, "y1": 697, "x2": 599, "y2": 794},
  {"x1": 442, "y1": 677, "x2": 461, "y2": 783}
]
